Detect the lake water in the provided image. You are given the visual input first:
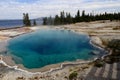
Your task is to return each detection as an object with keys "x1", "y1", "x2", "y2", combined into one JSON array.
[
  {"x1": 8, "y1": 30, "x2": 98, "y2": 69},
  {"x1": 0, "y1": 19, "x2": 43, "y2": 29}
]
